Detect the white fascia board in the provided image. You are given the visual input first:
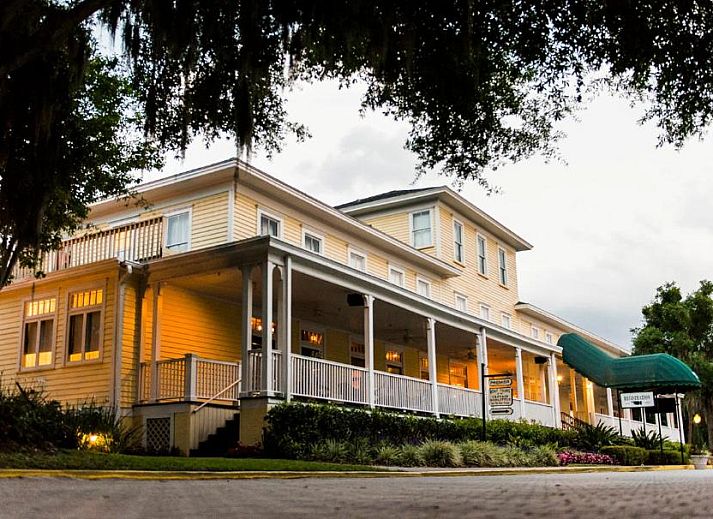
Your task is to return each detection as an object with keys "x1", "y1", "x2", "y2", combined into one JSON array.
[{"x1": 514, "y1": 302, "x2": 628, "y2": 356}]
